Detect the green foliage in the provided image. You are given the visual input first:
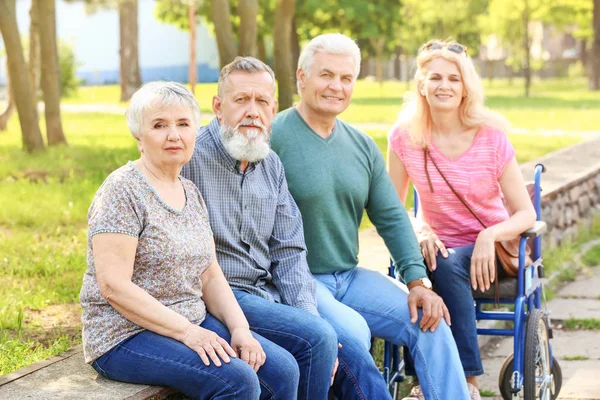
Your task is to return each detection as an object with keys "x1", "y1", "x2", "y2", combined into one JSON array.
[
  {"x1": 564, "y1": 318, "x2": 600, "y2": 330},
  {"x1": 58, "y1": 41, "x2": 82, "y2": 98},
  {"x1": 582, "y1": 243, "x2": 600, "y2": 267},
  {"x1": 563, "y1": 354, "x2": 589, "y2": 361}
]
